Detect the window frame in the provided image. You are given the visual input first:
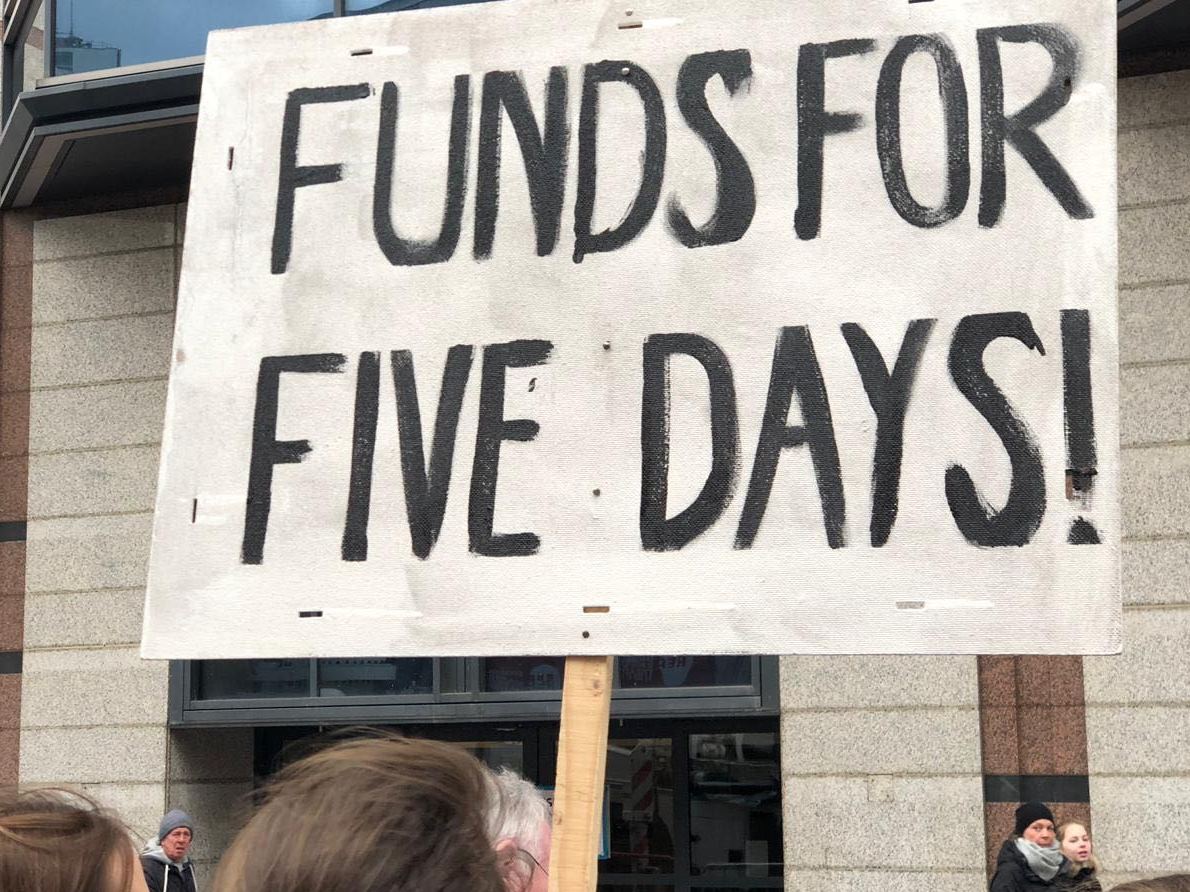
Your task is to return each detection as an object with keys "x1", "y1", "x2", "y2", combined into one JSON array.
[
  {"x1": 2, "y1": 0, "x2": 49, "y2": 121},
  {"x1": 170, "y1": 656, "x2": 781, "y2": 726}
]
